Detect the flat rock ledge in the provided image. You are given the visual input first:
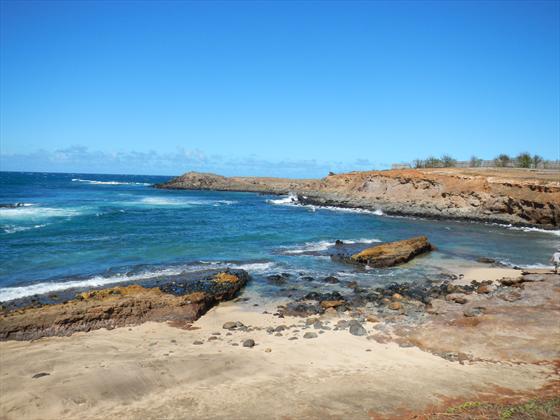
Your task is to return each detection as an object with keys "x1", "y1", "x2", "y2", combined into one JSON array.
[
  {"x1": 350, "y1": 236, "x2": 433, "y2": 267},
  {"x1": 0, "y1": 270, "x2": 249, "y2": 341}
]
